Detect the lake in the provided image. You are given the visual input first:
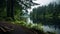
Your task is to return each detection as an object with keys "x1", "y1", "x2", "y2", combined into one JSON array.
[{"x1": 41, "y1": 25, "x2": 60, "y2": 34}]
